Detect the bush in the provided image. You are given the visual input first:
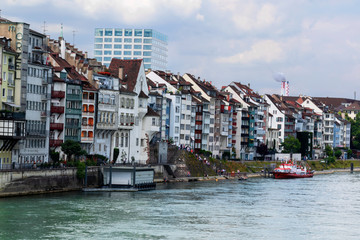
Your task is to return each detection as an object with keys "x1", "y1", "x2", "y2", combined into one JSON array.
[
  {"x1": 326, "y1": 156, "x2": 336, "y2": 164},
  {"x1": 334, "y1": 149, "x2": 342, "y2": 159},
  {"x1": 76, "y1": 162, "x2": 86, "y2": 180}
]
